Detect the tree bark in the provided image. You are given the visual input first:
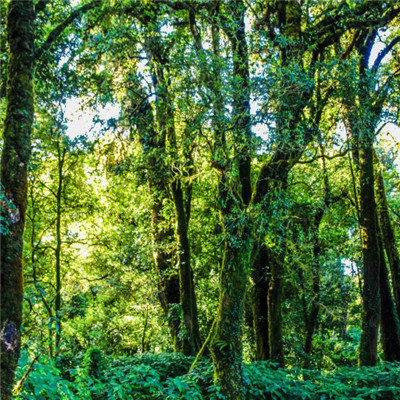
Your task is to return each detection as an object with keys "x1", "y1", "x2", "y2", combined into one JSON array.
[
  {"x1": 171, "y1": 179, "x2": 201, "y2": 354},
  {"x1": 1, "y1": 1, "x2": 35, "y2": 398},
  {"x1": 378, "y1": 229, "x2": 400, "y2": 361},
  {"x1": 358, "y1": 144, "x2": 380, "y2": 366},
  {"x1": 375, "y1": 167, "x2": 400, "y2": 320},
  {"x1": 209, "y1": 2, "x2": 252, "y2": 398},
  {"x1": 357, "y1": 31, "x2": 381, "y2": 367},
  {"x1": 304, "y1": 208, "x2": 323, "y2": 365},
  {"x1": 267, "y1": 248, "x2": 284, "y2": 366},
  {"x1": 210, "y1": 191, "x2": 251, "y2": 400},
  {"x1": 251, "y1": 244, "x2": 270, "y2": 361}
]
